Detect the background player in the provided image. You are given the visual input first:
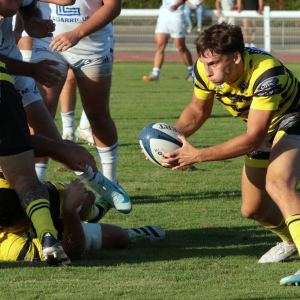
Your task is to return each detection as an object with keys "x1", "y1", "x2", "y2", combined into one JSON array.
[
  {"x1": 142, "y1": 0, "x2": 194, "y2": 82},
  {"x1": 30, "y1": 0, "x2": 121, "y2": 185},
  {"x1": 161, "y1": 23, "x2": 300, "y2": 286}
]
